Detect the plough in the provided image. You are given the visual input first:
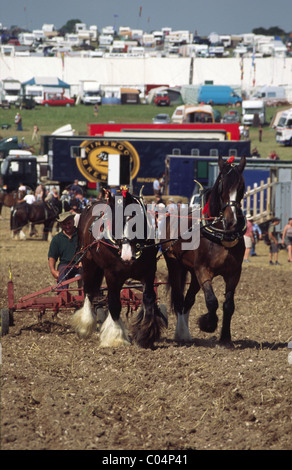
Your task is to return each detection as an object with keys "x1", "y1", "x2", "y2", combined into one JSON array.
[{"x1": 0, "y1": 273, "x2": 162, "y2": 336}]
